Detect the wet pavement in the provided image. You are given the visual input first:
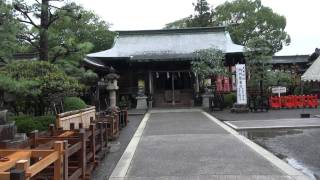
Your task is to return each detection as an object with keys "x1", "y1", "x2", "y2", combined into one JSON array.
[
  {"x1": 92, "y1": 115, "x2": 144, "y2": 180},
  {"x1": 225, "y1": 118, "x2": 320, "y2": 130},
  {"x1": 242, "y1": 128, "x2": 320, "y2": 180},
  {"x1": 213, "y1": 108, "x2": 320, "y2": 179},
  {"x1": 212, "y1": 108, "x2": 320, "y2": 121},
  {"x1": 110, "y1": 109, "x2": 306, "y2": 180}
]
